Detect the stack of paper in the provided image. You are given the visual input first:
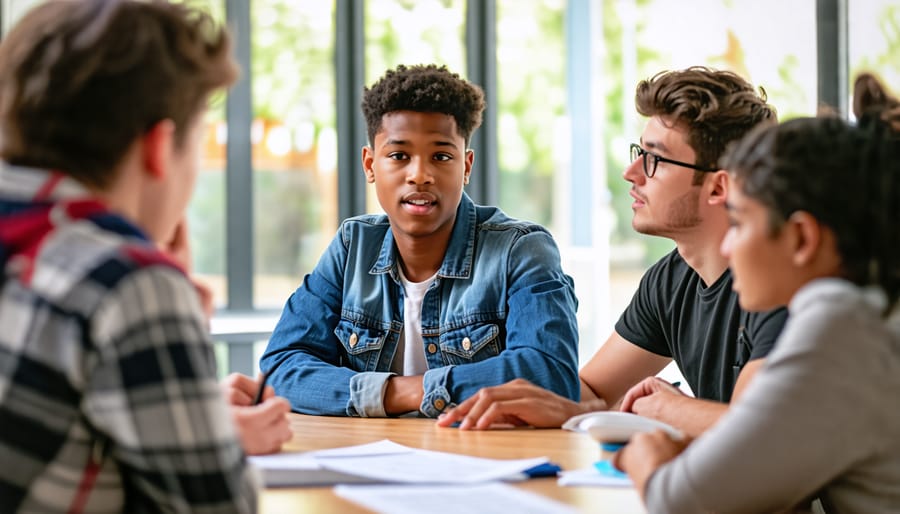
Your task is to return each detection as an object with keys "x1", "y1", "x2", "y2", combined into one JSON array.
[{"x1": 249, "y1": 439, "x2": 550, "y2": 487}]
